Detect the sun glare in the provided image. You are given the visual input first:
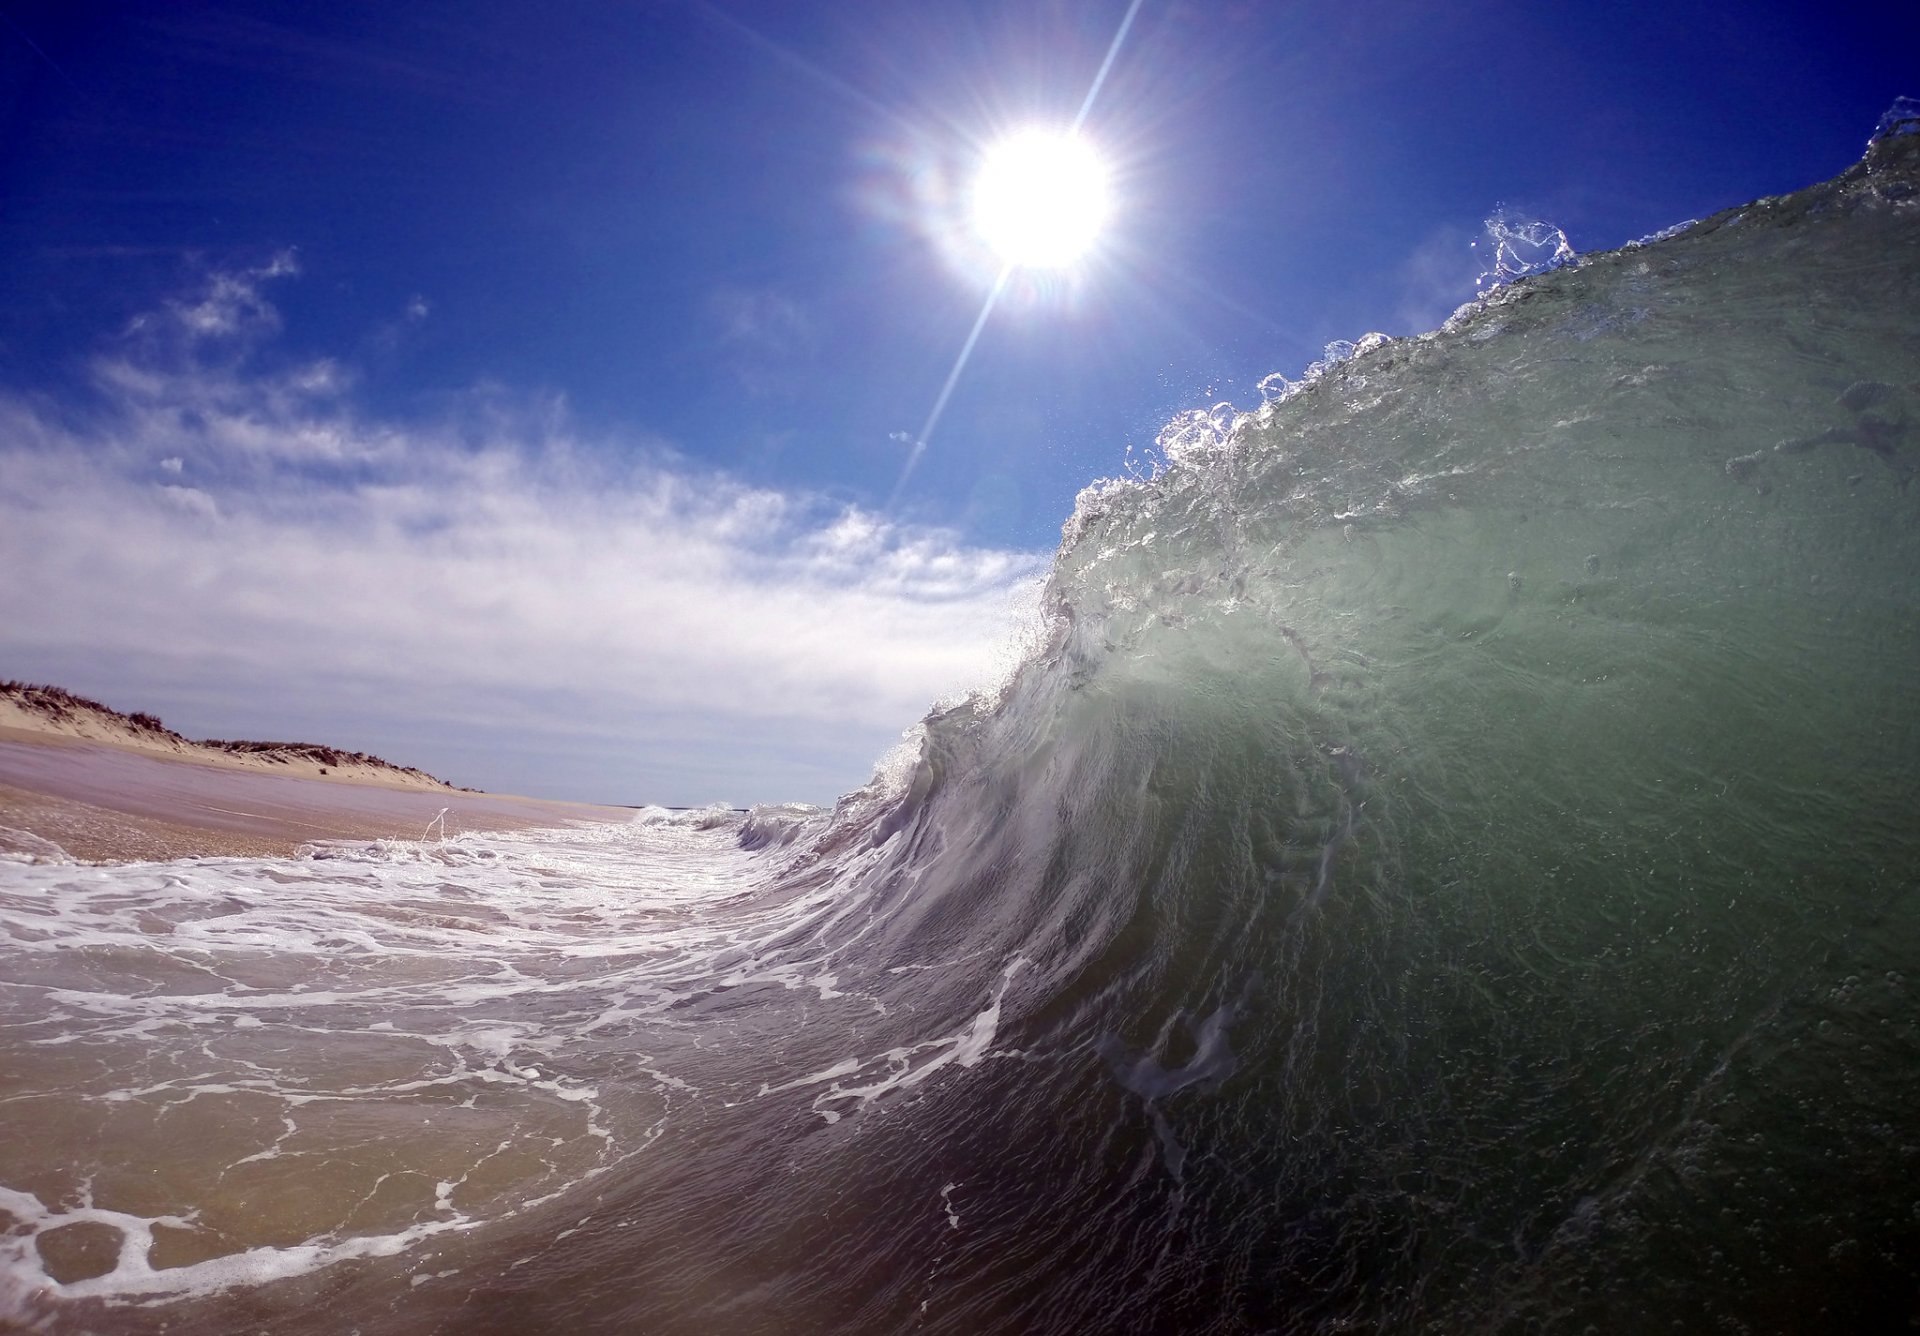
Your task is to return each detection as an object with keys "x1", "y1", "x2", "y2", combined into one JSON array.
[{"x1": 971, "y1": 129, "x2": 1112, "y2": 269}]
